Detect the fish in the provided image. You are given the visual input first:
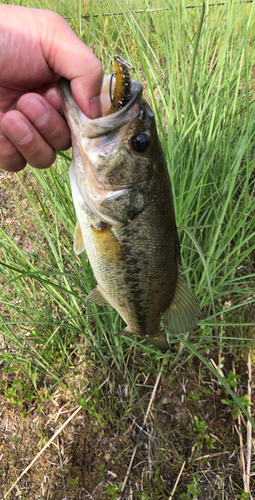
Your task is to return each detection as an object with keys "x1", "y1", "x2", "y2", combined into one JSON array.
[{"x1": 57, "y1": 56, "x2": 200, "y2": 351}]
